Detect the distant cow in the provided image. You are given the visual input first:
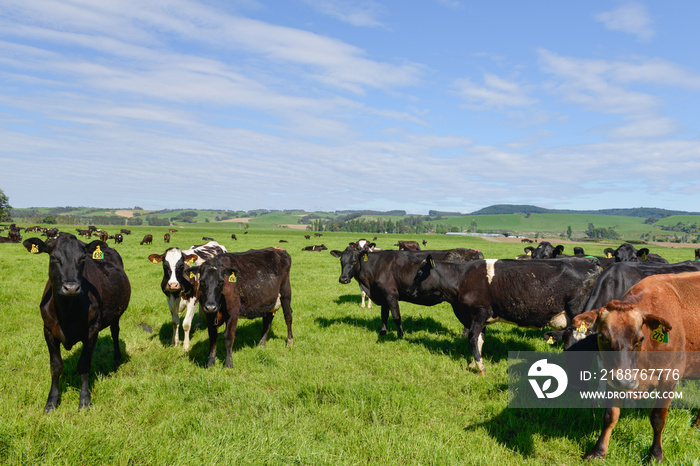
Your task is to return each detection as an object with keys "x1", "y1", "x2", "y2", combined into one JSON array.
[
  {"x1": 164, "y1": 233, "x2": 170, "y2": 243},
  {"x1": 202, "y1": 237, "x2": 215, "y2": 241},
  {"x1": 0, "y1": 235, "x2": 18, "y2": 243},
  {"x1": 231, "y1": 234, "x2": 237, "y2": 240},
  {"x1": 531, "y1": 241, "x2": 564, "y2": 259},
  {"x1": 330, "y1": 245, "x2": 485, "y2": 338},
  {"x1": 609, "y1": 243, "x2": 667, "y2": 263},
  {"x1": 187, "y1": 248, "x2": 294, "y2": 368},
  {"x1": 120, "y1": 229, "x2": 131, "y2": 235},
  {"x1": 169, "y1": 229, "x2": 178, "y2": 233},
  {"x1": 304, "y1": 235, "x2": 310, "y2": 240},
  {"x1": 140, "y1": 234, "x2": 153, "y2": 245},
  {"x1": 23, "y1": 233, "x2": 131, "y2": 412},
  {"x1": 98, "y1": 230, "x2": 109, "y2": 242},
  {"x1": 407, "y1": 257, "x2": 601, "y2": 374},
  {"x1": 302, "y1": 244, "x2": 327, "y2": 251},
  {"x1": 148, "y1": 241, "x2": 228, "y2": 351},
  {"x1": 314, "y1": 233, "x2": 323, "y2": 237},
  {"x1": 114, "y1": 233, "x2": 123, "y2": 244},
  {"x1": 572, "y1": 272, "x2": 700, "y2": 462},
  {"x1": 396, "y1": 240, "x2": 420, "y2": 251}
]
